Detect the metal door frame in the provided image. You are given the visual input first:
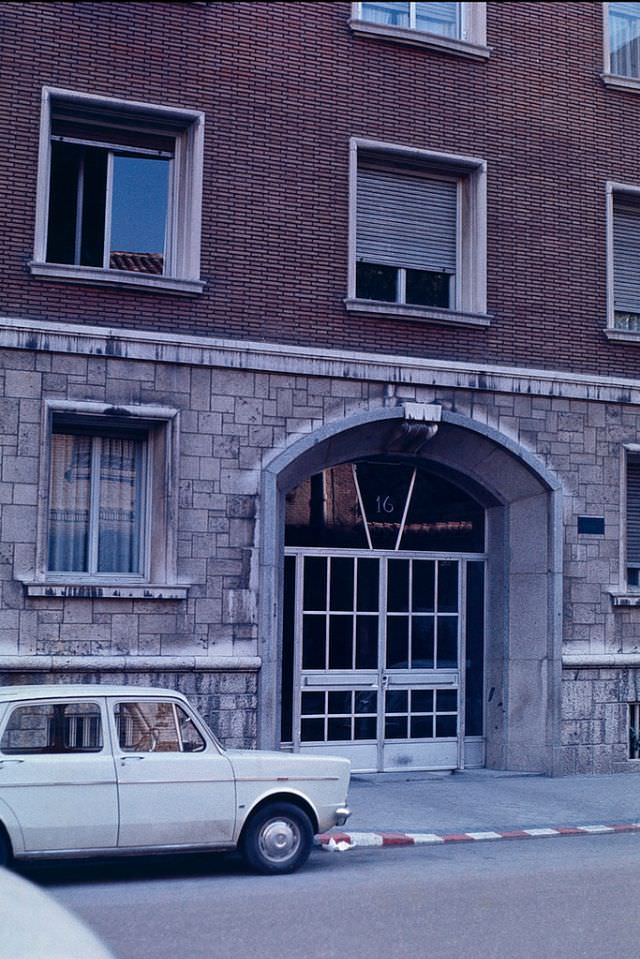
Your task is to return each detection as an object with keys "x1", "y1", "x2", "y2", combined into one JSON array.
[{"x1": 284, "y1": 546, "x2": 485, "y2": 772}]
